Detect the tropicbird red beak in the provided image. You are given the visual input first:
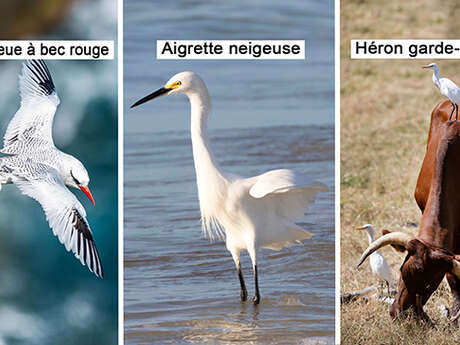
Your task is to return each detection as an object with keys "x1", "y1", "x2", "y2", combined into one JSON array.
[{"x1": 79, "y1": 185, "x2": 95, "y2": 206}]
